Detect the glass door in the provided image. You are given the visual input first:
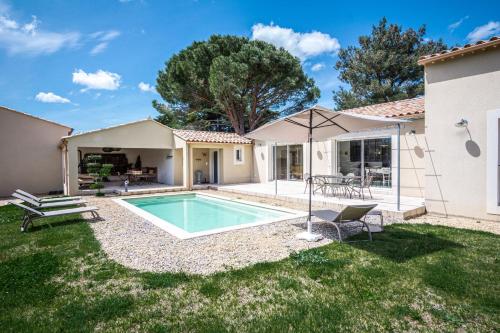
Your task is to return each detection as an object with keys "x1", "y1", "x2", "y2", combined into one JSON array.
[
  {"x1": 276, "y1": 145, "x2": 288, "y2": 180},
  {"x1": 336, "y1": 140, "x2": 362, "y2": 176},
  {"x1": 364, "y1": 138, "x2": 391, "y2": 187},
  {"x1": 273, "y1": 144, "x2": 304, "y2": 180},
  {"x1": 288, "y1": 145, "x2": 303, "y2": 180},
  {"x1": 337, "y1": 138, "x2": 392, "y2": 187}
]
